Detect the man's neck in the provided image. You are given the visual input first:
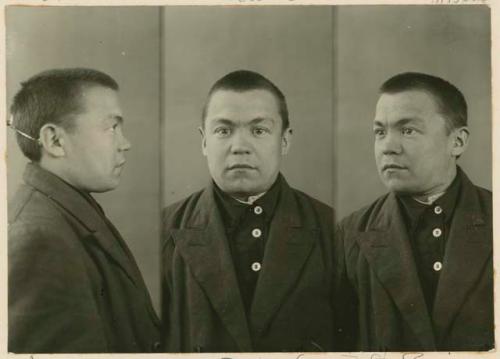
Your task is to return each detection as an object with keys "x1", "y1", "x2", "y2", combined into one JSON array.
[
  {"x1": 411, "y1": 166, "x2": 457, "y2": 204},
  {"x1": 38, "y1": 158, "x2": 86, "y2": 193}
]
